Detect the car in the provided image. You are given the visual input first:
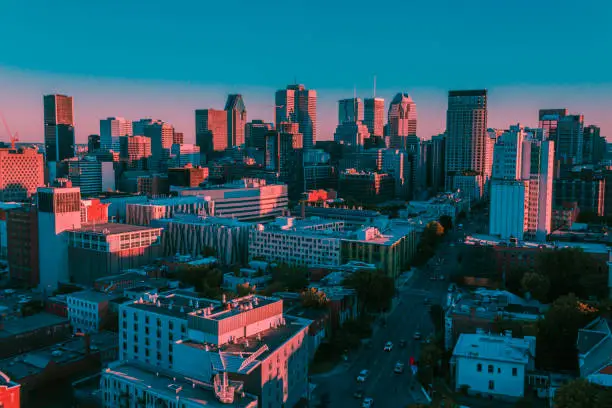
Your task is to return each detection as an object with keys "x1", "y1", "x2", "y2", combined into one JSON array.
[
  {"x1": 353, "y1": 389, "x2": 364, "y2": 399},
  {"x1": 450, "y1": 243, "x2": 455, "y2": 247},
  {"x1": 356, "y1": 369, "x2": 370, "y2": 382},
  {"x1": 399, "y1": 339, "x2": 407, "y2": 348},
  {"x1": 383, "y1": 341, "x2": 393, "y2": 352},
  {"x1": 413, "y1": 331, "x2": 422, "y2": 340},
  {"x1": 394, "y1": 361, "x2": 405, "y2": 373},
  {"x1": 362, "y1": 397, "x2": 374, "y2": 408}
]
